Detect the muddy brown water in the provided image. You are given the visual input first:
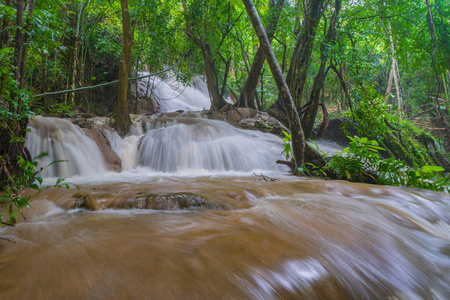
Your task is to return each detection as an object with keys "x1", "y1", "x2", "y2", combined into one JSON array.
[{"x1": 1, "y1": 174, "x2": 449, "y2": 299}]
